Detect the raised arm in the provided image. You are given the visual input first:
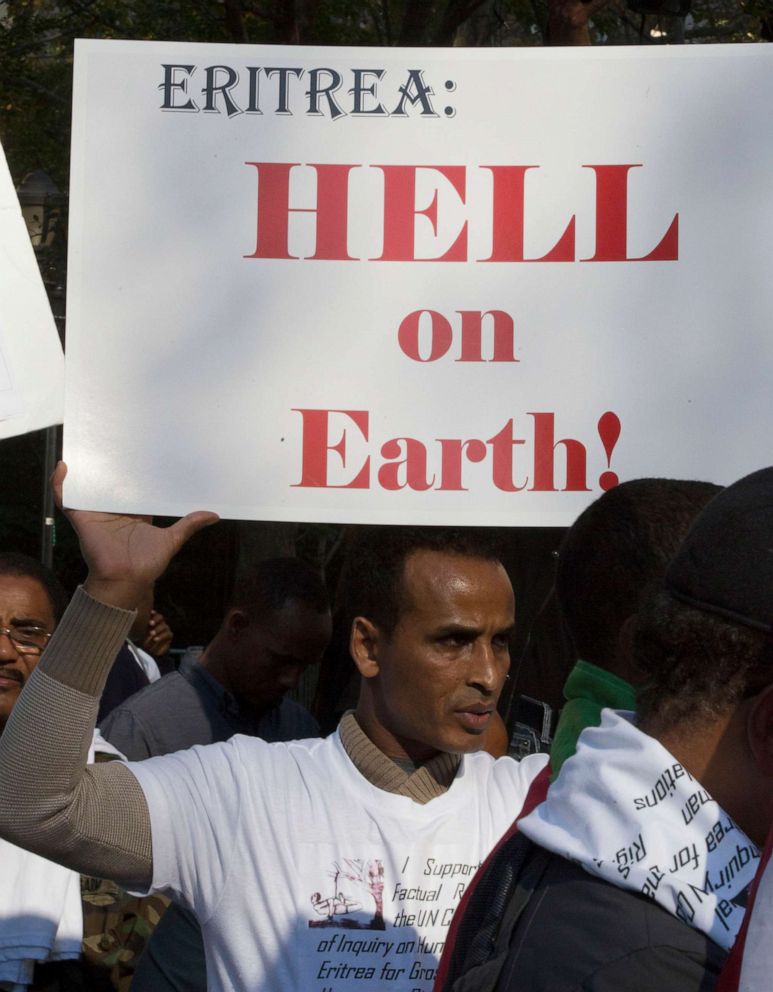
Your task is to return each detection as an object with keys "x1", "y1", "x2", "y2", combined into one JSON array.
[{"x1": 0, "y1": 463, "x2": 218, "y2": 888}]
